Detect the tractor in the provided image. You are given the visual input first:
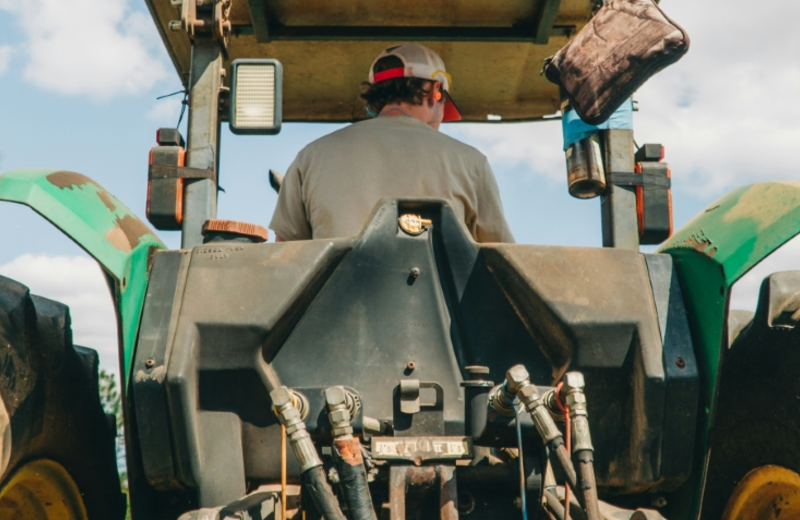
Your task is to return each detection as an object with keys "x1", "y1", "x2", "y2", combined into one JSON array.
[{"x1": 1, "y1": 1, "x2": 798, "y2": 519}]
